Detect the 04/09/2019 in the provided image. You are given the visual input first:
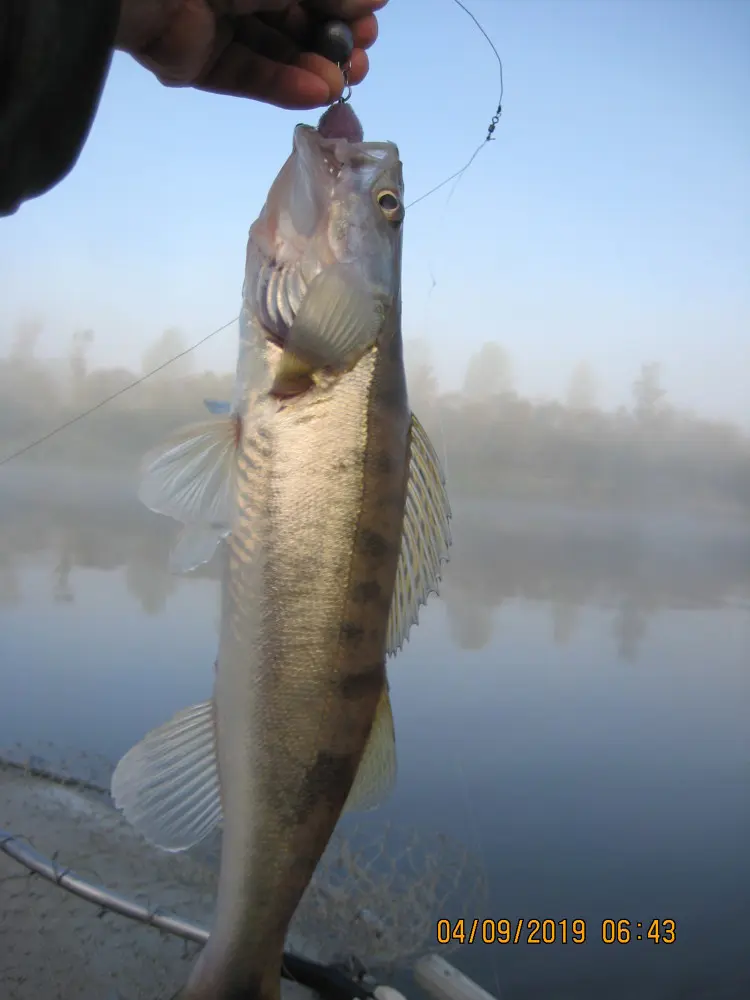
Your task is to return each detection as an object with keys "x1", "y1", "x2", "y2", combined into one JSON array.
[{"x1": 436, "y1": 918, "x2": 677, "y2": 945}]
